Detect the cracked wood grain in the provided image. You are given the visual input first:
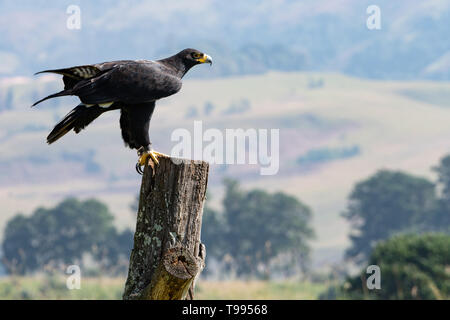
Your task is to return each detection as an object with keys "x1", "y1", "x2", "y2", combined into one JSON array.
[{"x1": 123, "y1": 156, "x2": 209, "y2": 300}]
